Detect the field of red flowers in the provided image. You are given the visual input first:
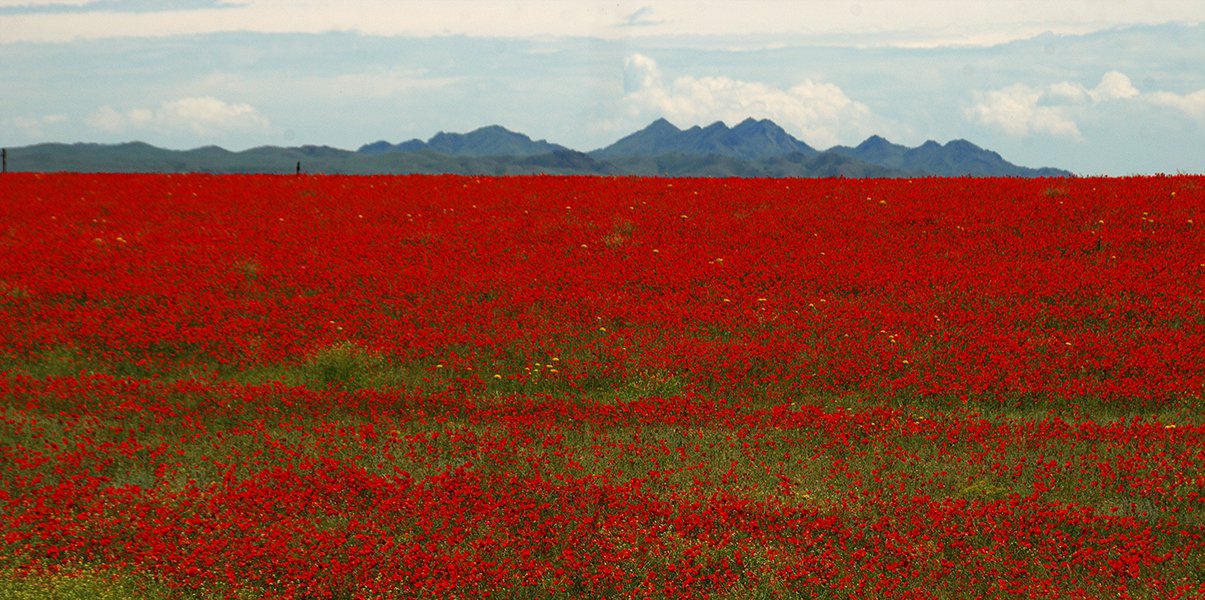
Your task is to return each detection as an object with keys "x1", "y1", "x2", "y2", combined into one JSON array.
[{"x1": 0, "y1": 173, "x2": 1203, "y2": 598}]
